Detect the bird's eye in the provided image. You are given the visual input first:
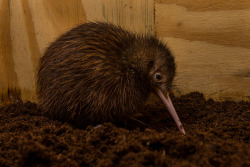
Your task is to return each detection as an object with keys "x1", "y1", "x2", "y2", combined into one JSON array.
[{"x1": 154, "y1": 73, "x2": 162, "y2": 80}]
